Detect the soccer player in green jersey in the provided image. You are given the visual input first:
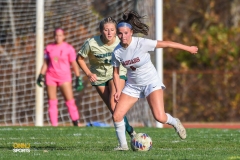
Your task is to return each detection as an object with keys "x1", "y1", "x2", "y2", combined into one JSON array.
[{"x1": 77, "y1": 17, "x2": 136, "y2": 148}]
